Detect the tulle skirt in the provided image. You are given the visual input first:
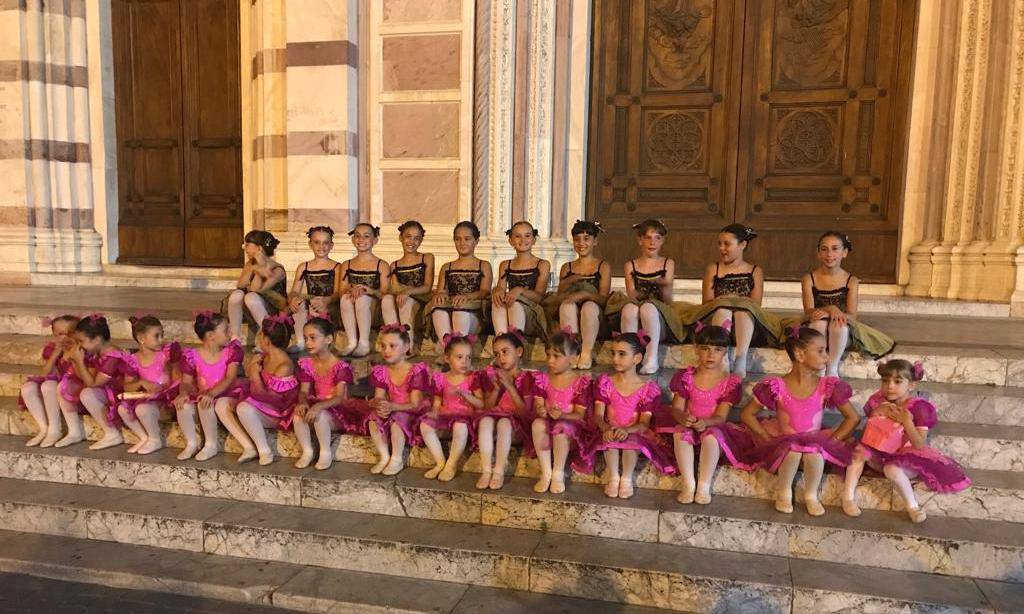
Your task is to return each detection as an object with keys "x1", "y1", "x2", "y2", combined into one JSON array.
[
  {"x1": 583, "y1": 431, "x2": 677, "y2": 475},
  {"x1": 472, "y1": 409, "x2": 532, "y2": 454},
  {"x1": 532, "y1": 416, "x2": 599, "y2": 473},
  {"x1": 677, "y1": 296, "x2": 784, "y2": 347},
  {"x1": 421, "y1": 296, "x2": 490, "y2": 340},
  {"x1": 780, "y1": 315, "x2": 896, "y2": 359},
  {"x1": 119, "y1": 383, "x2": 181, "y2": 419},
  {"x1": 654, "y1": 419, "x2": 760, "y2": 472},
  {"x1": 18, "y1": 372, "x2": 61, "y2": 410},
  {"x1": 328, "y1": 399, "x2": 374, "y2": 435},
  {"x1": 541, "y1": 282, "x2": 609, "y2": 339},
  {"x1": 243, "y1": 394, "x2": 296, "y2": 430},
  {"x1": 750, "y1": 420, "x2": 853, "y2": 472},
  {"x1": 363, "y1": 400, "x2": 431, "y2": 446},
  {"x1": 863, "y1": 445, "x2": 972, "y2": 493}
]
